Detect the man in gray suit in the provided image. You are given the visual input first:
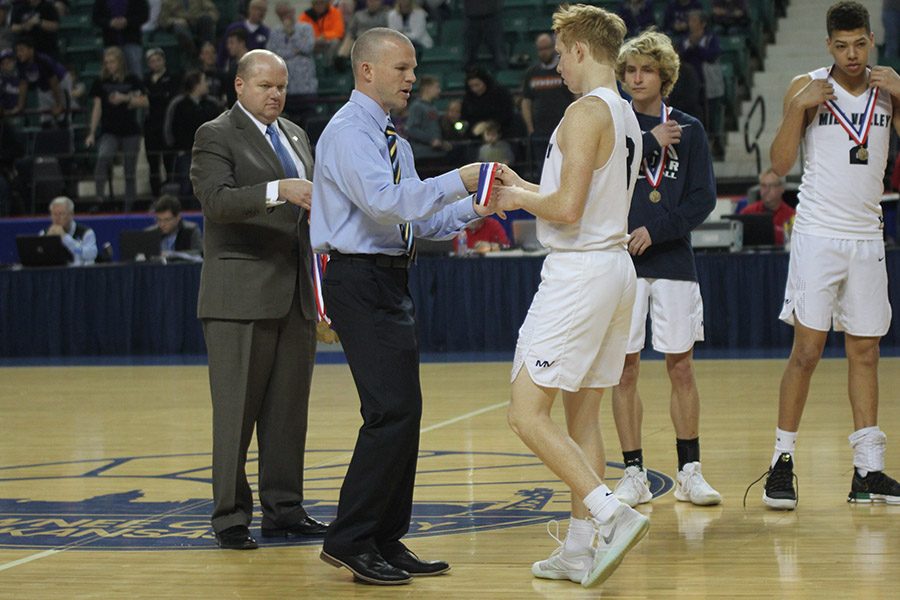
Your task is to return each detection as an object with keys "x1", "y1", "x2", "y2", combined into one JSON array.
[{"x1": 191, "y1": 49, "x2": 327, "y2": 550}]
